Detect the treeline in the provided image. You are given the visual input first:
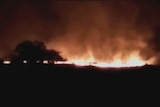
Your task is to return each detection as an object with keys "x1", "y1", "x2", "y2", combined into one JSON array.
[{"x1": 0, "y1": 40, "x2": 65, "y2": 64}]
